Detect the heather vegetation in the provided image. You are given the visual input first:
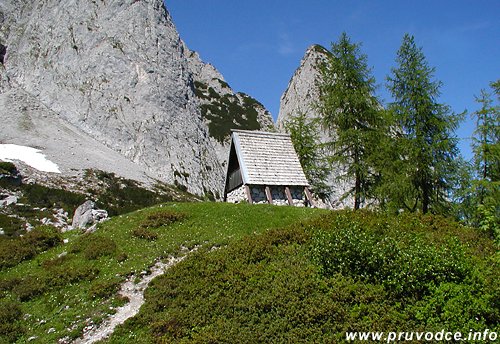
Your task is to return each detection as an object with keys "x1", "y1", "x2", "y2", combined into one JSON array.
[
  {"x1": 108, "y1": 210, "x2": 498, "y2": 343},
  {"x1": 0, "y1": 203, "x2": 323, "y2": 343}
]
